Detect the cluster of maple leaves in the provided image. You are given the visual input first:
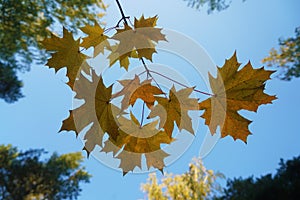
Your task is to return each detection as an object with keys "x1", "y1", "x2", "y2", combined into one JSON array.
[{"x1": 41, "y1": 15, "x2": 276, "y2": 174}]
